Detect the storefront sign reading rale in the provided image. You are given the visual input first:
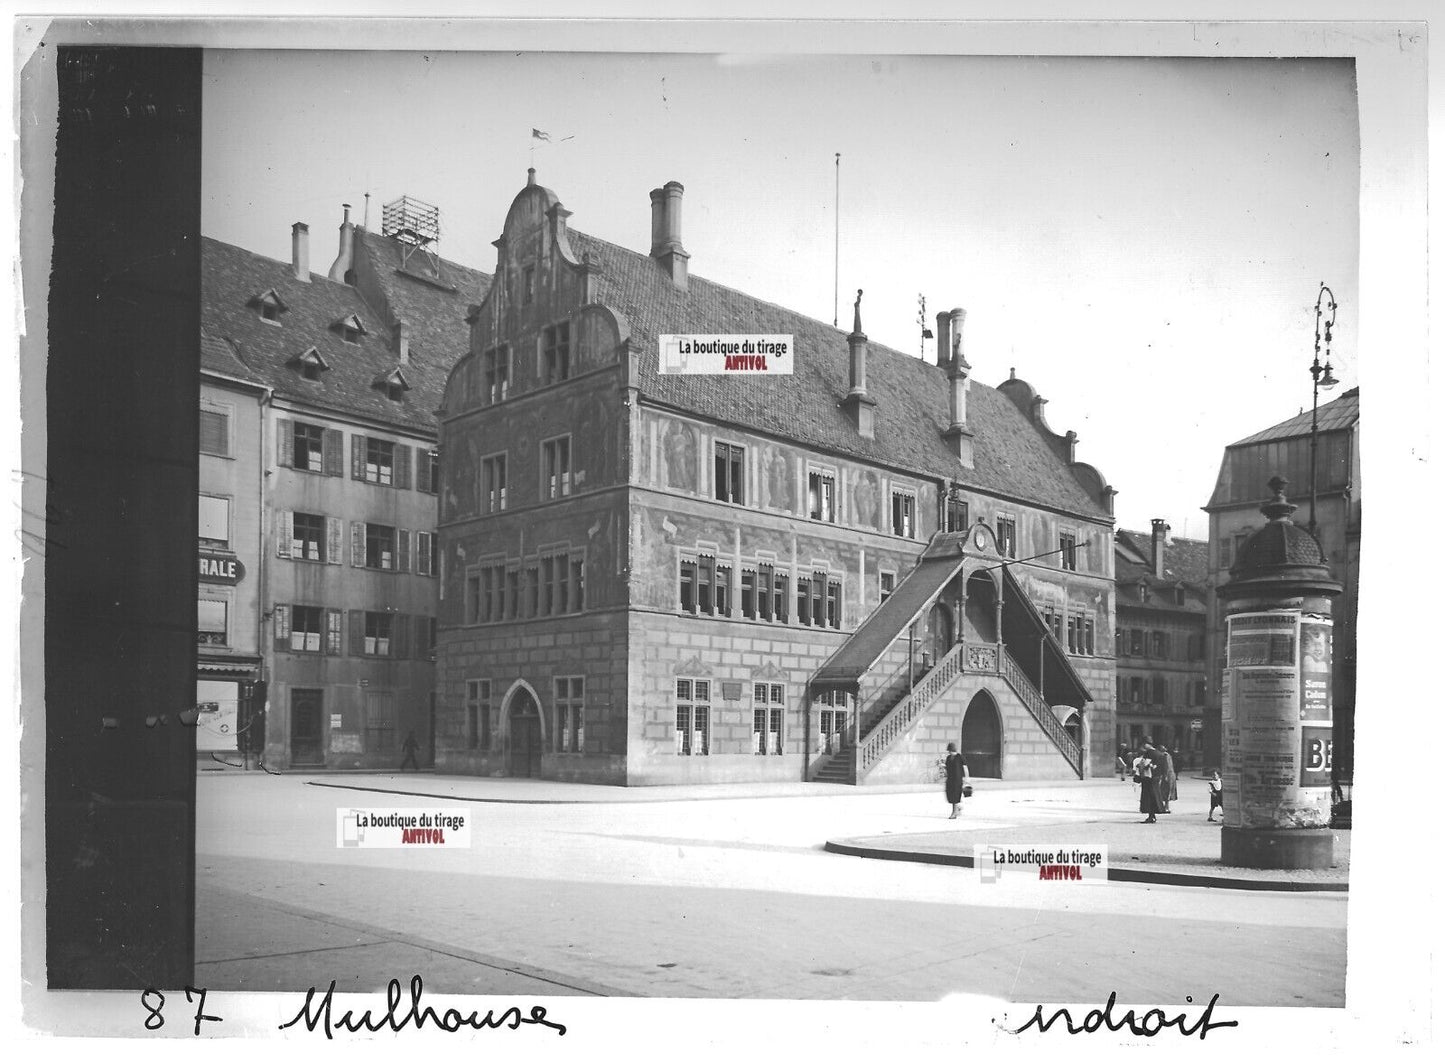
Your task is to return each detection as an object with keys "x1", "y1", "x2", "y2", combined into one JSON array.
[{"x1": 199, "y1": 550, "x2": 245, "y2": 584}]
